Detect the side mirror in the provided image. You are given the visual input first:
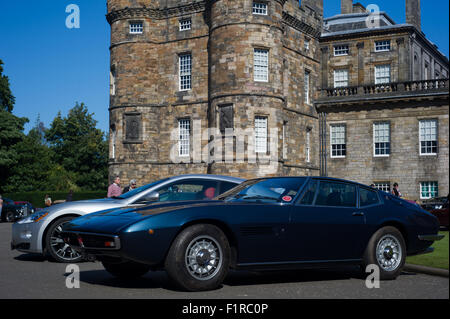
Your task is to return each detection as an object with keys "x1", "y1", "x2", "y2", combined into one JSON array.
[{"x1": 139, "y1": 191, "x2": 160, "y2": 203}]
